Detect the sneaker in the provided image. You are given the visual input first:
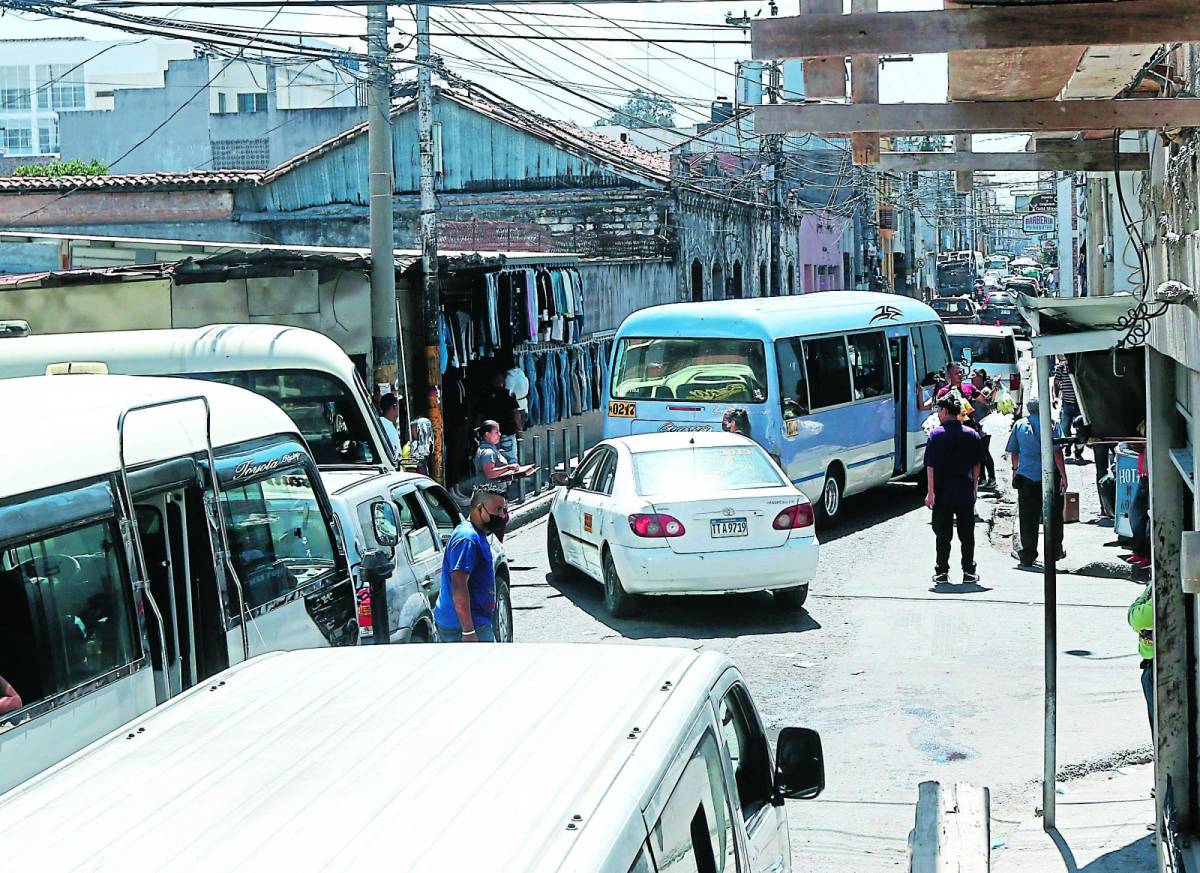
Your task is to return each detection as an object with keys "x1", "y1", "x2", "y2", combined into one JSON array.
[
  {"x1": 932, "y1": 572, "x2": 949, "y2": 584},
  {"x1": 963, "y1": 570, "x2": 981, "y2": 583}
]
